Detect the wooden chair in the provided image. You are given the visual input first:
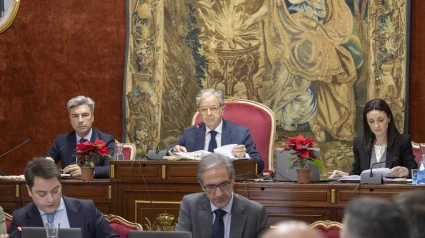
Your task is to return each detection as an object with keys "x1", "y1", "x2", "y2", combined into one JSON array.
[
  {"x1": 192, "y1": 98, "x2": 276, "y2": 171},
  {"x1": 104, "y1": 214, "x2": 143, "y2": 238},
  {"x1": 309, "y1": 220, "x2": 343, "y2": 238},
  {"x1": 115, "y1": 140, "x2": 137, "y2": 160},
  {"x1": 412, "y1": 141, "x2": 422, "y2": 164},
  {"x1": 4, "y1": 212, "x2": 12, "y2": 234}
]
